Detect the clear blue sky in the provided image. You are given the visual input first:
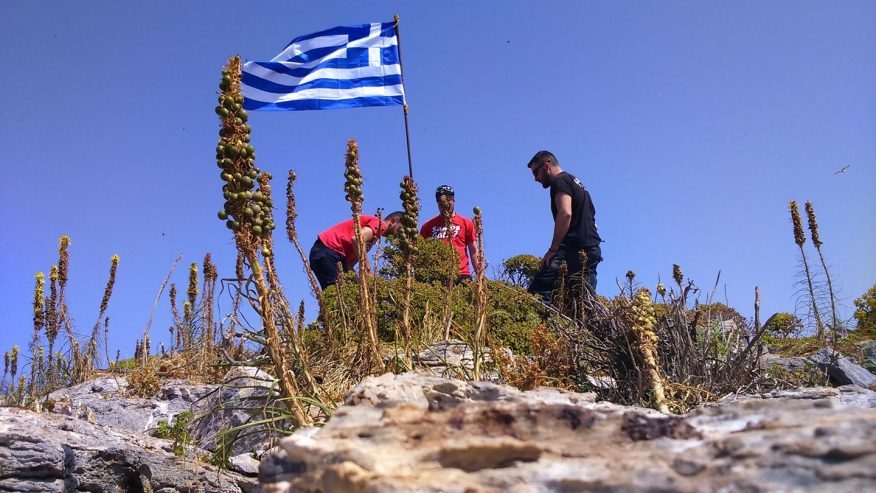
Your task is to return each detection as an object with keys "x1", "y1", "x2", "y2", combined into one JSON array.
[{"x1": 1, "y1": 1, "x2": 874, "y2": 360}]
